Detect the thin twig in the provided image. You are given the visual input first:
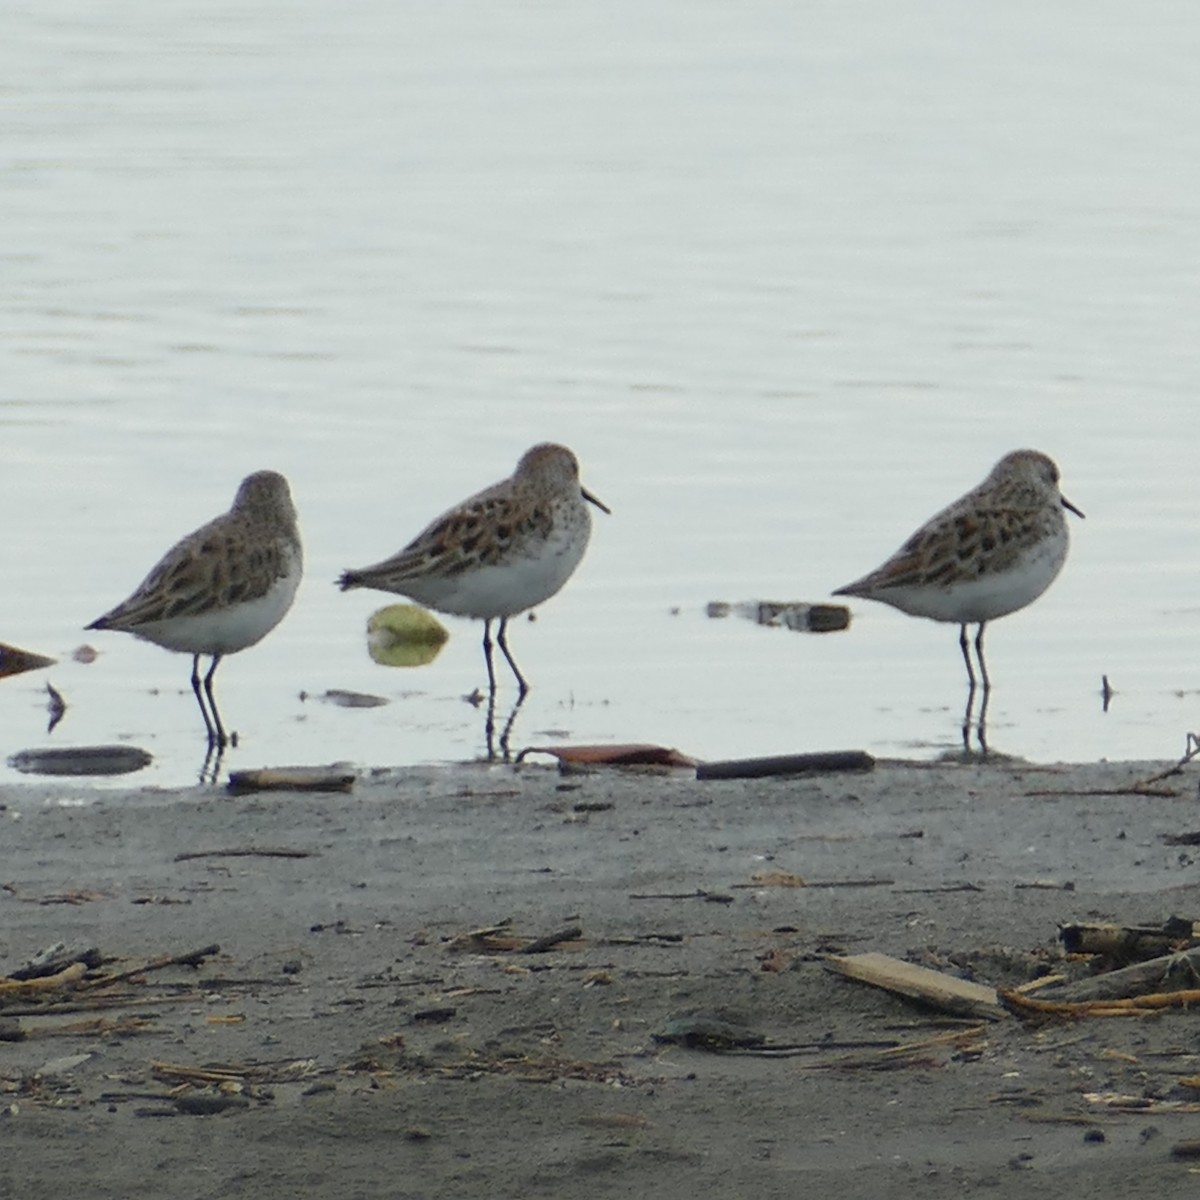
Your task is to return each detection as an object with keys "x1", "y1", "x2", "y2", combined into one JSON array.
[
  {"x1": 82, "y1": 944, "x2": 220, "y2": 990},
  {"x1": 174, "y1": 848, "x2": 314, "y2": 862}
]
